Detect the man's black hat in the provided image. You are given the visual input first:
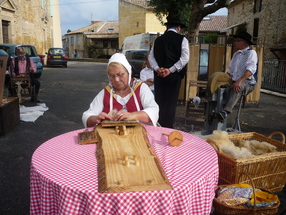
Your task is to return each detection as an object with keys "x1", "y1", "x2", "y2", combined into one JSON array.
[
  {"x1": 233, "y1": 32, "x2": 254, "y2": 45},
  {"x1": 164, "y1": 17, "x2": 186, "y2": 28}
]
